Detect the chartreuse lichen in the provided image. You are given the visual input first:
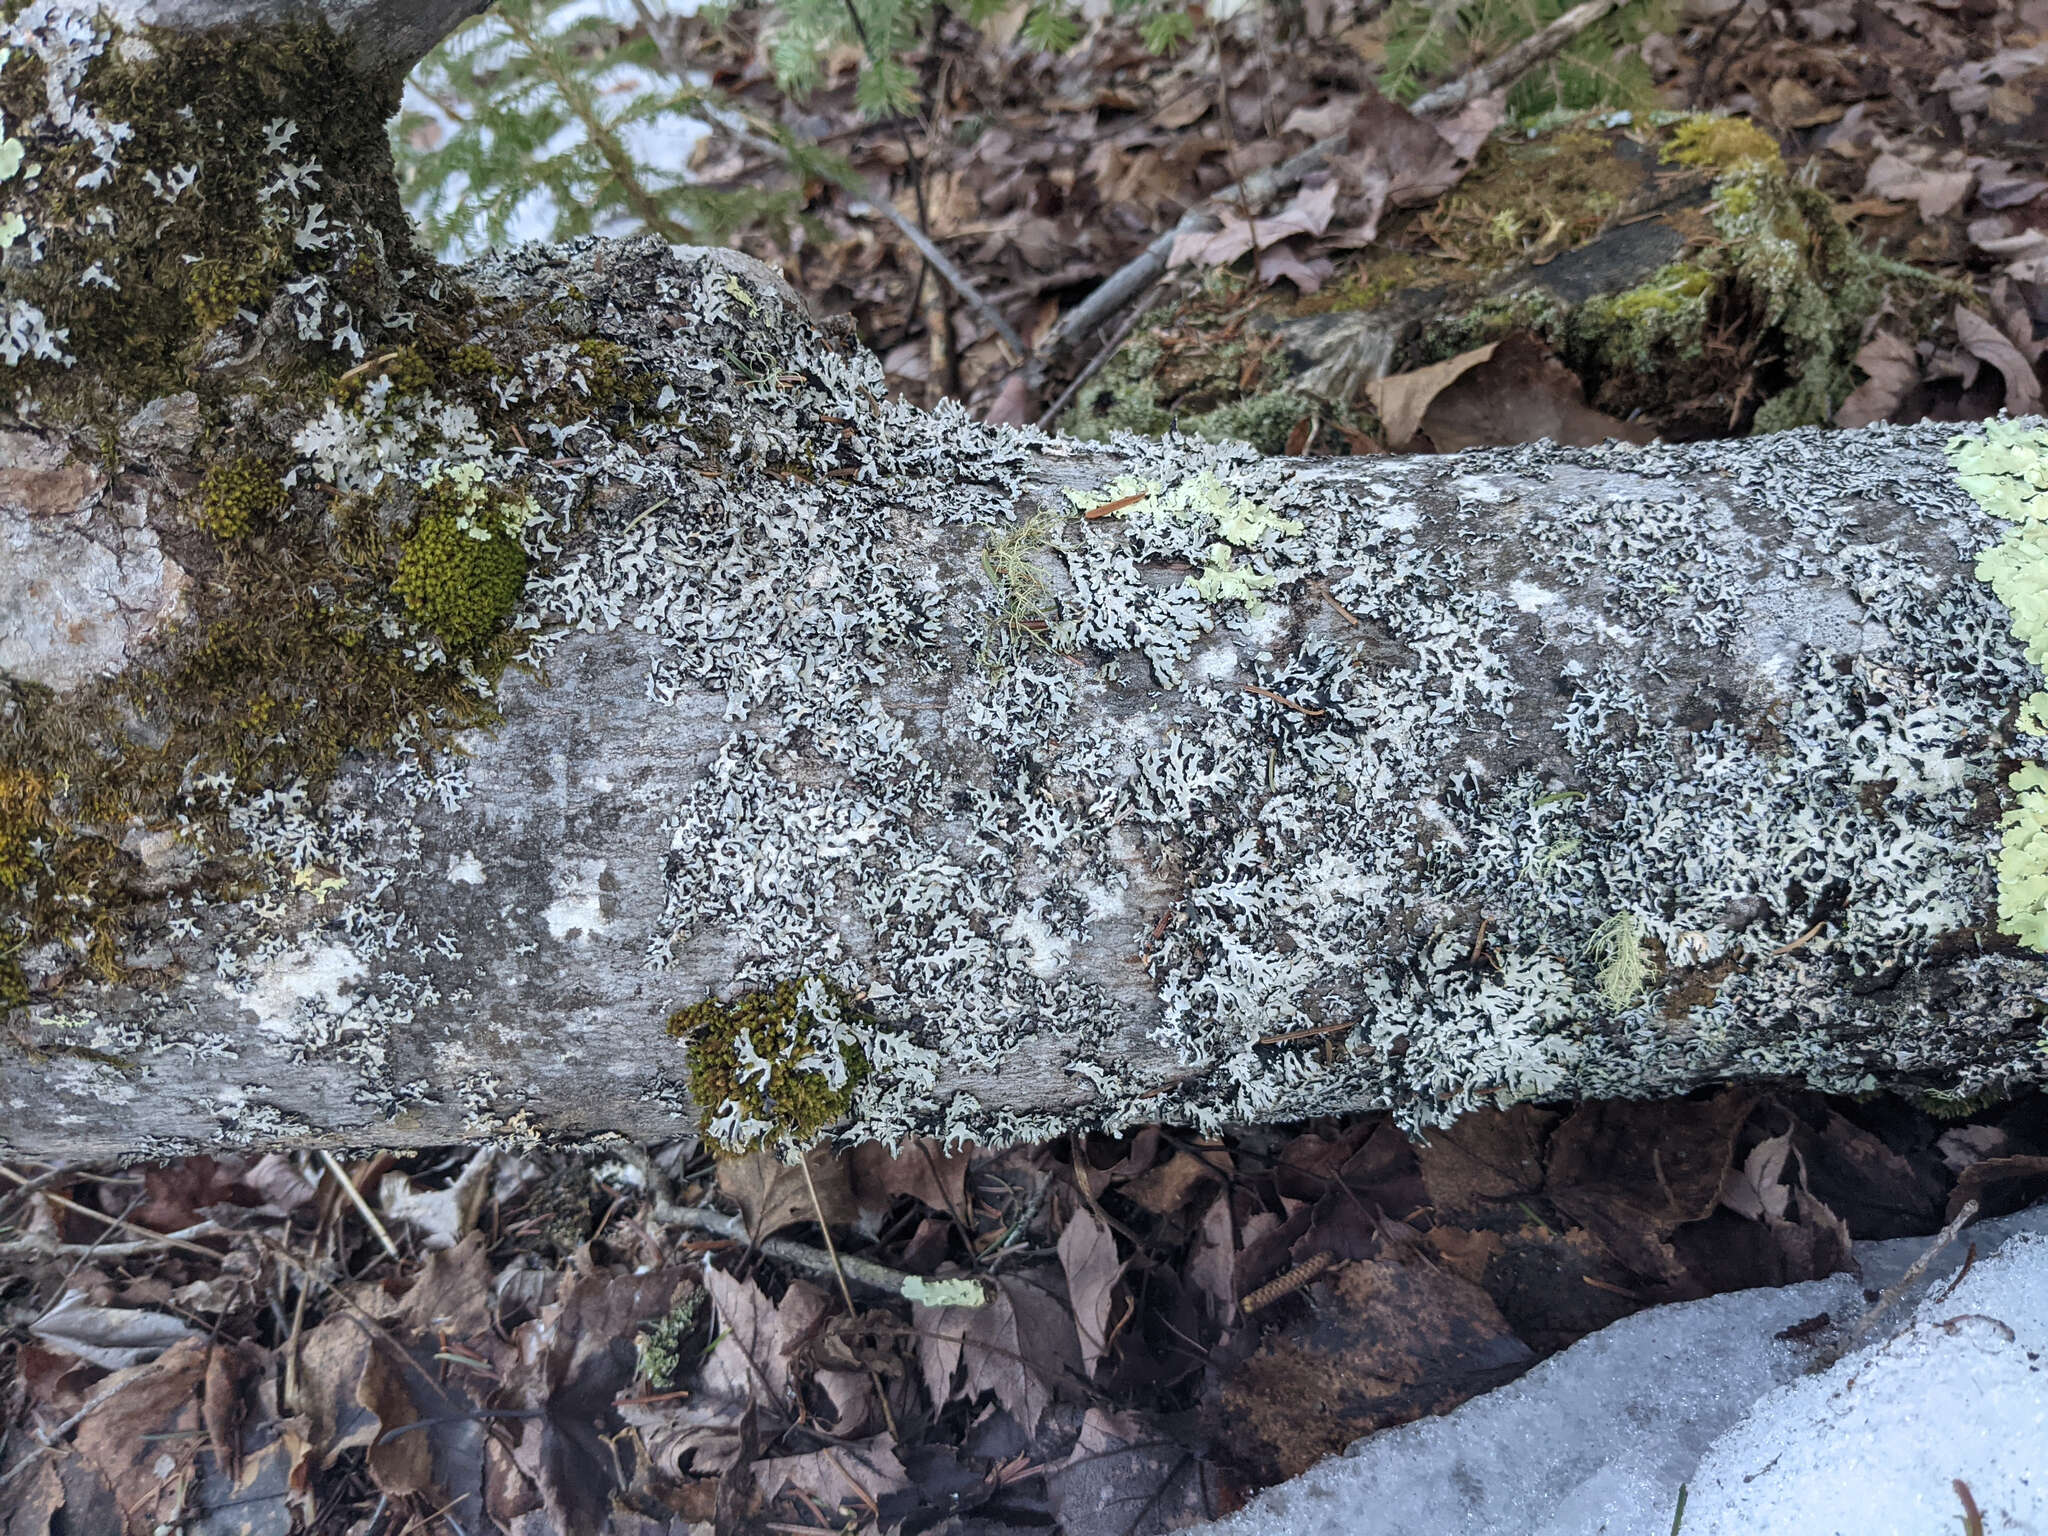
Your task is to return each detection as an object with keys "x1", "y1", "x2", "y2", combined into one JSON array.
[
  {"x1": 634, "y1": 1289, "x2": 707, "y2": 1390},
  {"x1": 1950, "y1": 420, "x2": 2048, "y2": 951},
  {"x1": 1068, "y1": 470, "x2": 1304, "y2": 611},
  {"x1": 669, "y1": 977, "x2": 872, "y2": 1155}
]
